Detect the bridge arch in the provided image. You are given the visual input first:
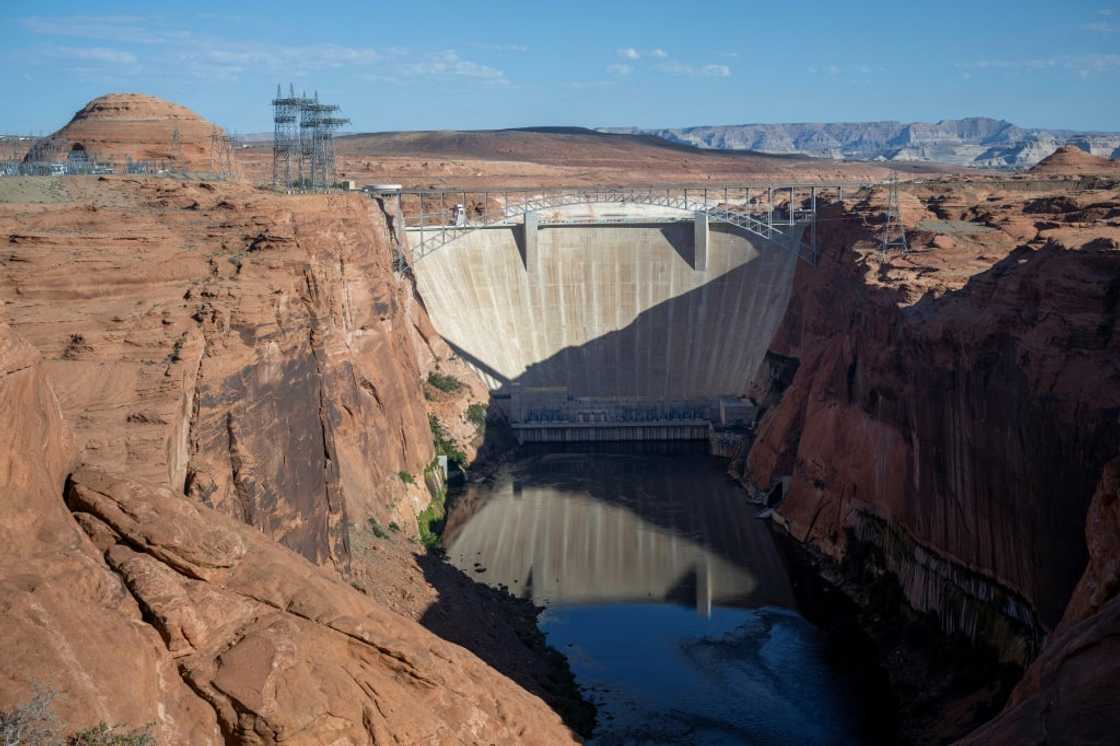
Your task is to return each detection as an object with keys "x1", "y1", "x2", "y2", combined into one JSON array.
[{"x1": 398, "y1": 185, "x2": 828, "y2": 265}]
